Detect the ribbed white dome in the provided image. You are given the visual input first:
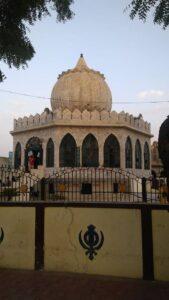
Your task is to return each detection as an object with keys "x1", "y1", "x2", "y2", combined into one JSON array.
[{"x1": 51, "y1": 55, "x2": 112, "y2": 112}]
